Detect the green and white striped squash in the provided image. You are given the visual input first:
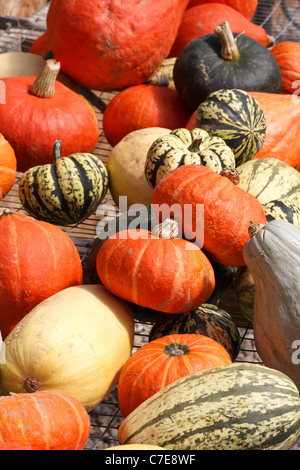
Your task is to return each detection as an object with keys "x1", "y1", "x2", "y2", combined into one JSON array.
[
  {"x1": 144, "y1": 127, "x2": 235, "y2": 188},
  {"x1": 118, "y1": 362, "x2": 300, "y2": 450},
  {"x1": 19, "y1": 140, "x2": 109, "y2": 226},
  {"x1": 195, "y1": 89, "x2": 267, "y2": 166},
  {"x1": 237, "y1": 158, "x2": 300, "y2": 208},
  {"x1": 235, "y1": 197, "x2": 300, "y2": 323},
  {"x1": 149, "y1": 303, "x2": 240, "y2": 361}
]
